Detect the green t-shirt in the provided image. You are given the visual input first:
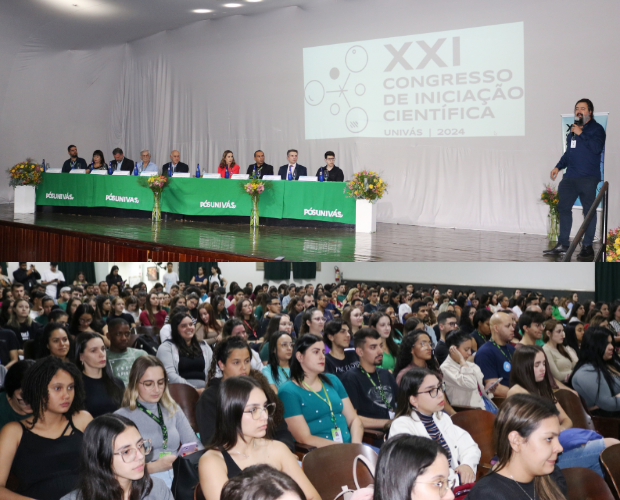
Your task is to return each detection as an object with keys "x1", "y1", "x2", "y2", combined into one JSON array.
[
  {"x1": 379, "y1": 350, "x2": 396, "y2": 371},
  {"x1": 59, "y1": 302, "x2": 68, "y2": 311},
  {"x1": 260, "y1": 342, "x2": 270, "y2": 362},
  {"x1": 106, "y1": 348, "x2": 148, "y2": 385},
  {"x1": 0, "y1": 392, "x2": 31, "y2": 430},
  {"x1": 262, "y1": 366, "x2": 291, "y2": 389},
  {"x1": 35, "y1": 315, "x2": 49, "y2": 326},
  {"x1": 337, "y1": 295, "x2": 347, "y2": 302}
]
